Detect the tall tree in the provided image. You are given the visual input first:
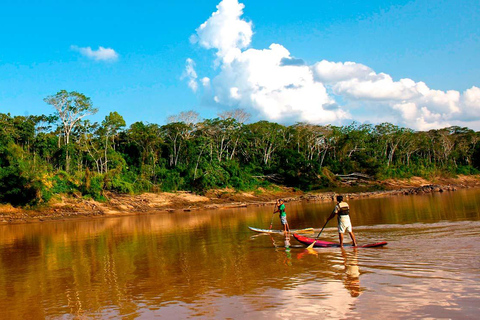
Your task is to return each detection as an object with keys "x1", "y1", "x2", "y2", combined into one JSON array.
[
  {"x1": 244, "y1": 121, "x2": 288, "y2": 166},
  {"x1": 44, "y1": 90, "x2": 98, "y2": 172},
  {"x1": 101, "y1": 112, "x2": 126, "y2": 173},
  {"x1": 218, "y1": 108, "x2": 250, "y2": 124},
  {"x1": 127, "y1": 122, "x2": 162, "y2": 177}
]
